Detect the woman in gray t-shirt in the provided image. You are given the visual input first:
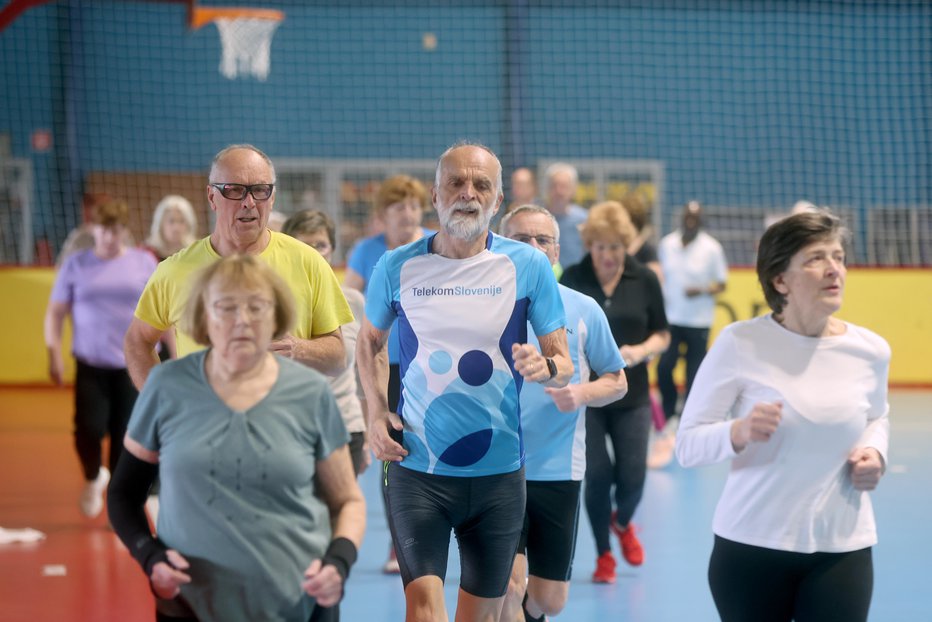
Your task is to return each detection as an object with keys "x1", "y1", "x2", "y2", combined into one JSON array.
[{"x1": 108, "y1": 255, "x2": 365, "y2": 622}]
